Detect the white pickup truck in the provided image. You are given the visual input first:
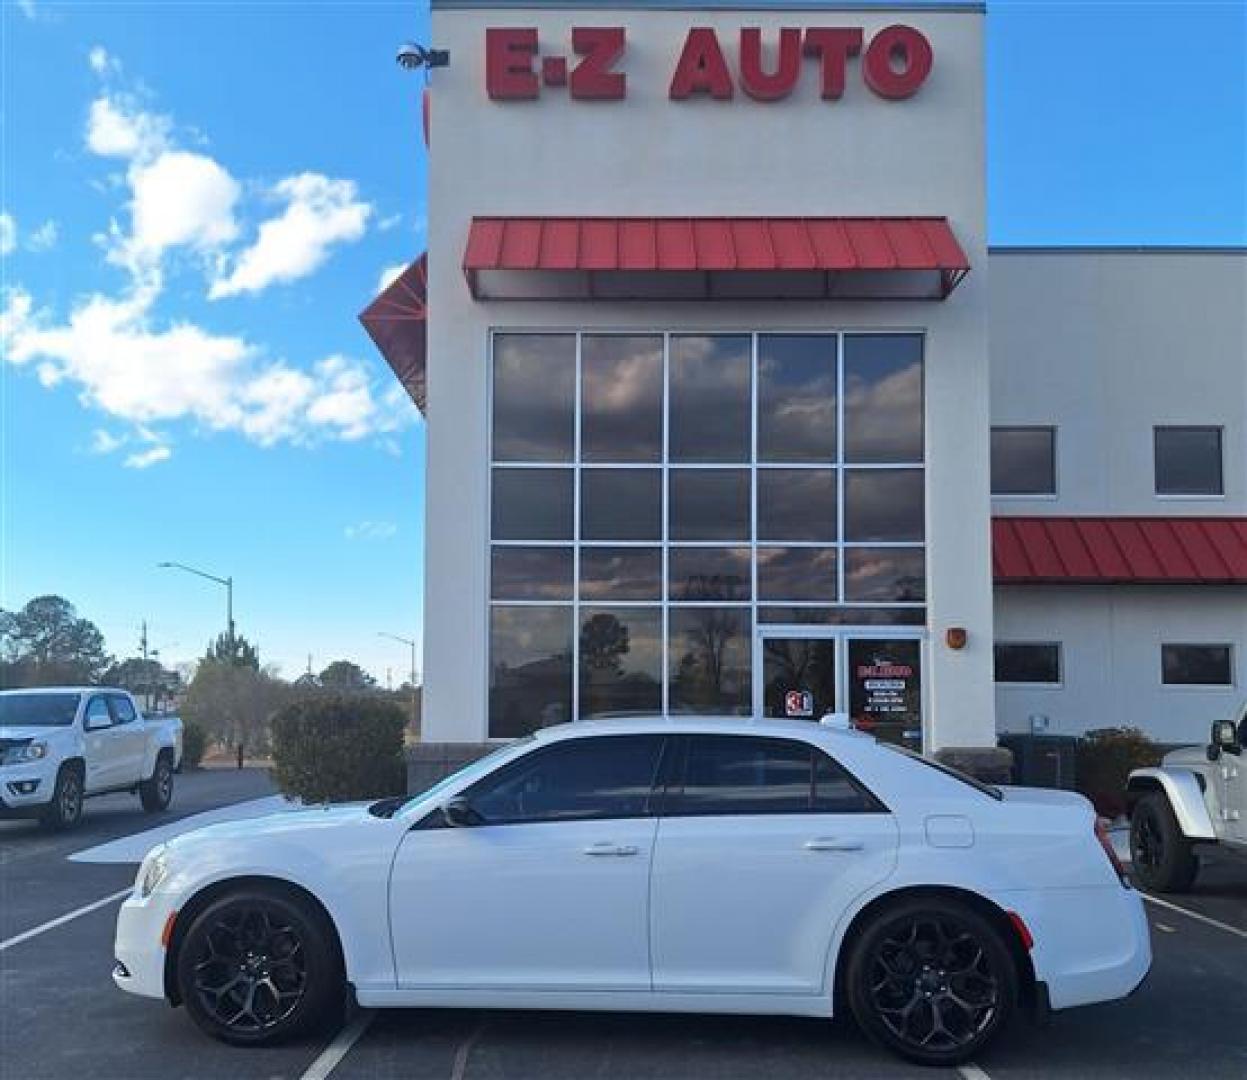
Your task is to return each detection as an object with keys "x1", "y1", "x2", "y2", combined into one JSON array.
[{"x1": 0, "y1": 687, "x2": 180, "y2": 830}]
